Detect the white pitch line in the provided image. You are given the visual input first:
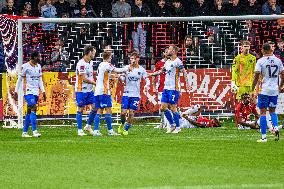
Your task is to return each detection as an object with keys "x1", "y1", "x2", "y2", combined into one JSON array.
[{"x1": 114, "y1": 183, "x2": 284, "y2": 189}]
